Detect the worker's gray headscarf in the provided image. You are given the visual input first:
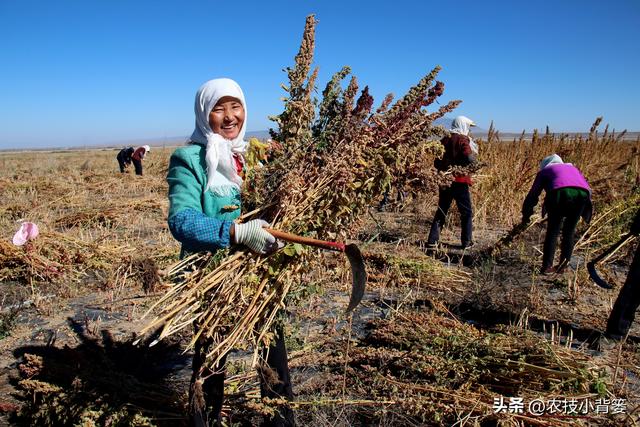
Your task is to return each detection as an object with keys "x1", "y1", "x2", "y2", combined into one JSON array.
[
  {"x1": 450, "y1": 115, "x2": 478, "y2": 154},
  {"x1": 539, "y1": 154, "x2": 563, "y2": 170},
  {"x1": 189, "y1": 78, "x2": 248, "y2": 195}
]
